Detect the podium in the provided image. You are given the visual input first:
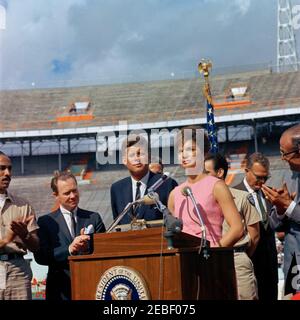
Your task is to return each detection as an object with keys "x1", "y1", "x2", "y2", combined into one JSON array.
[{"x1": 69, "y1": 227, "x2": 237, "y2": 300}]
